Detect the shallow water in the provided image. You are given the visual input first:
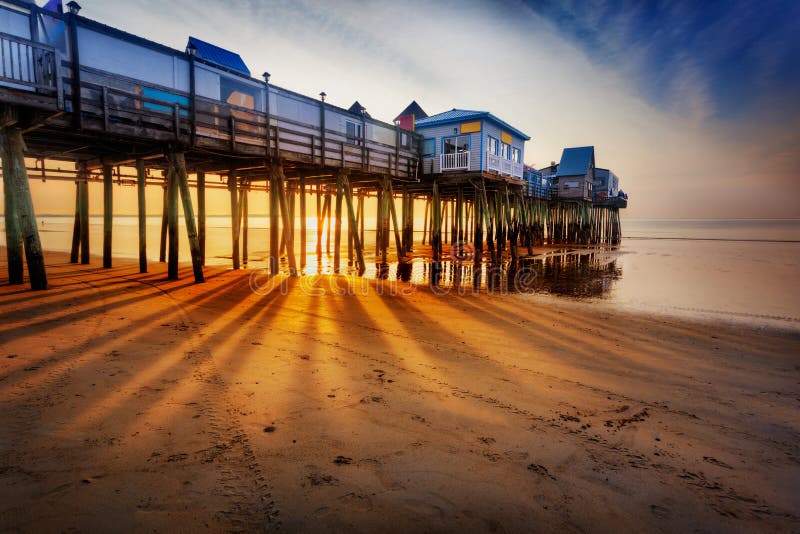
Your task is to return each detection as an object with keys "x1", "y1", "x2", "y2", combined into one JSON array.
[{"x1": 4, "y1": 216, "x2": 800, "y2": 331}]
